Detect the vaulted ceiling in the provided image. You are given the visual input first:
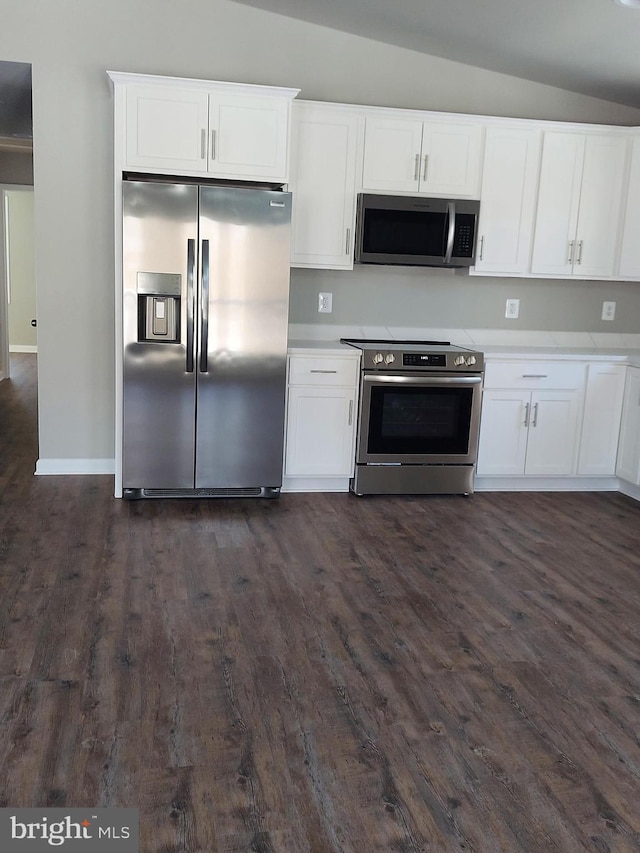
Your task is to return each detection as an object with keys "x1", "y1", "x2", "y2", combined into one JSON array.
[
  {"x1": 234, "y1": 0, "x2": 640, "y2": 110},
  {"x1": 2, "y1": 0, "x2": 640, "y2": 152}
]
